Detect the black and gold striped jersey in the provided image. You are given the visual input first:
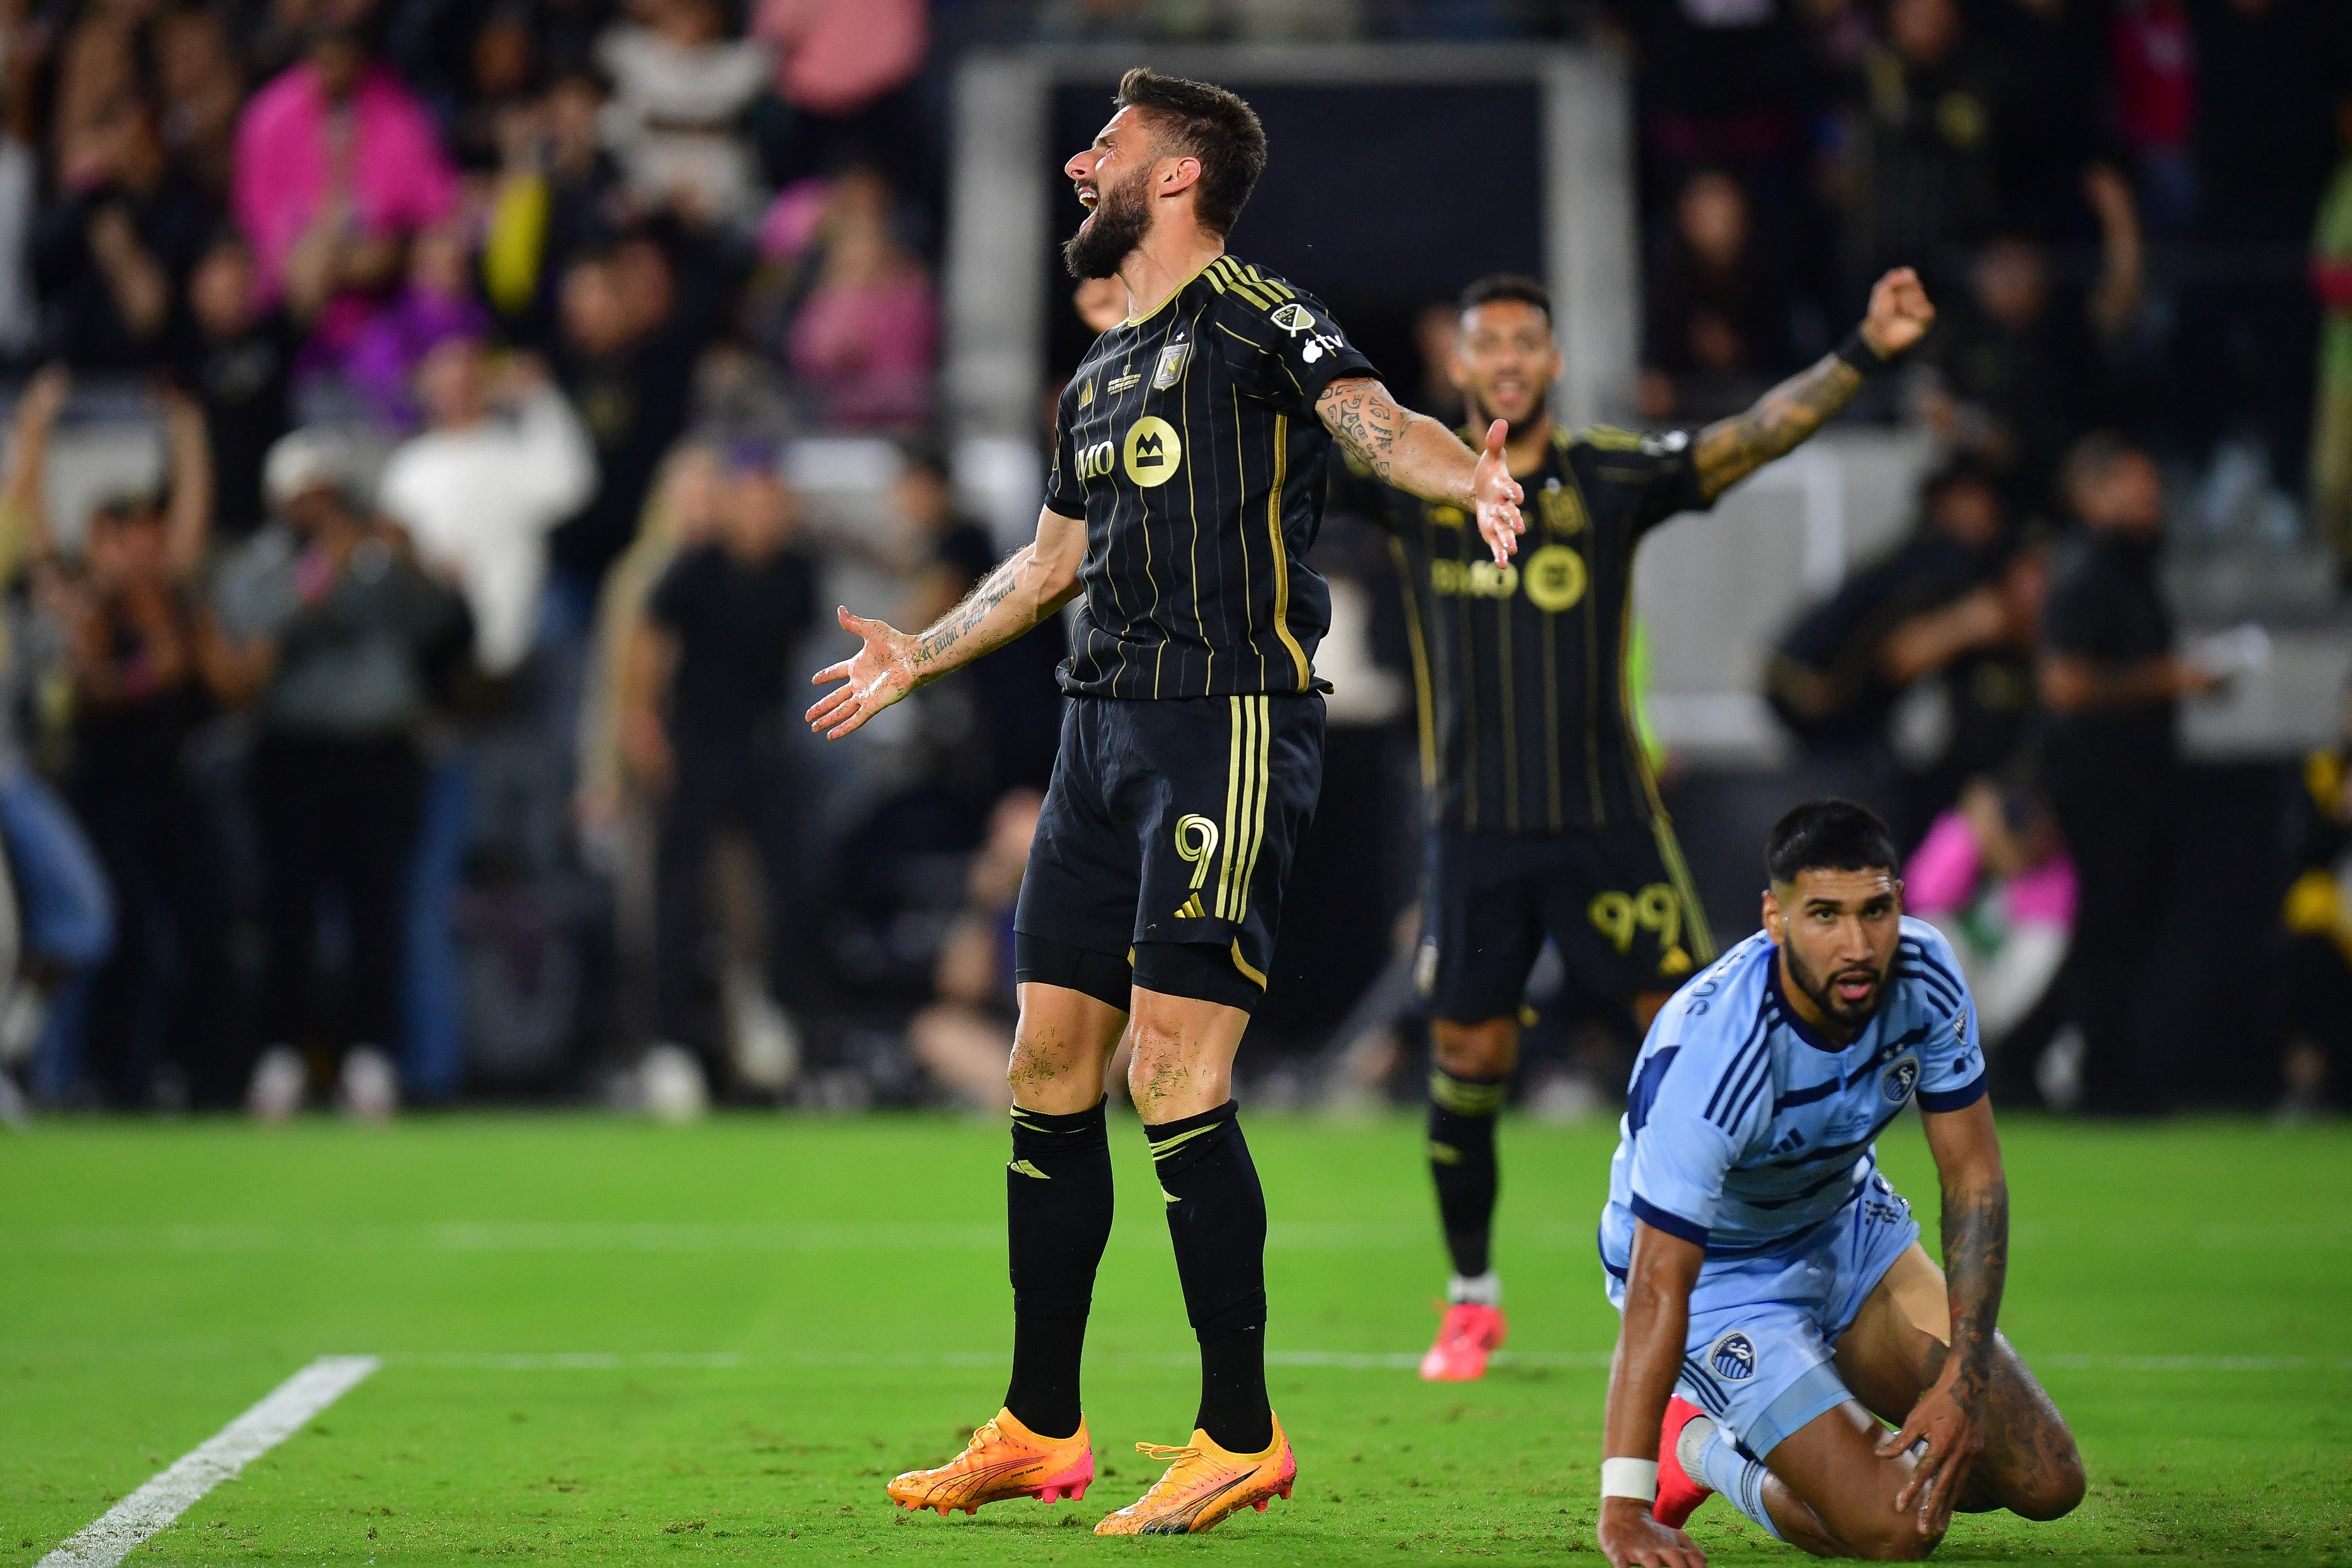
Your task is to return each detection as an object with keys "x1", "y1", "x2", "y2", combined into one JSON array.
[
  {"x1": 1042, "y1": 255, "x2": 1378, "y2": 700},
  {"x1": 1335, "y1": 424, "x2": 1713, "y2": 836}
]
